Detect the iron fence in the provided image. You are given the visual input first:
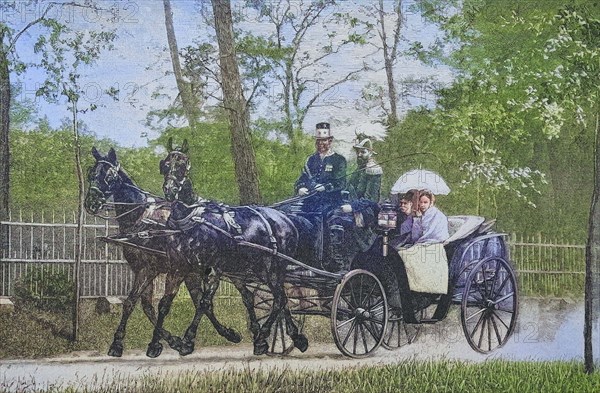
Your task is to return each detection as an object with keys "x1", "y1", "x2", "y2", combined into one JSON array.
[{"x1": 0, "y1": 211, "x2": 587, "y2": 300}]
